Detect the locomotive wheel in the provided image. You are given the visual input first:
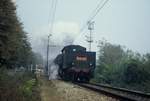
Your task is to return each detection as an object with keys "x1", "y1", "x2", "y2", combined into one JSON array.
[
  {"x1": 58, "y1": 69, "x2": 63, "y2": 78},
  {"x1": 71, "y1": 72, "x2": 78, "y2": 82},
  {"x1": 79, "y1": 76, "x2": 89, "y2": 83},
  {"x1": 85, "y1": 77, "x2": 90, "y2": 83},
  {"x1": 71, "y1": 73, "x2": 75, "y2": 81},
  {"x1": 61, "y1": 71, "x2": 70, "y2": 81},
  {"x1": 61, "y1": 71, "x2": 65, "y2": 80}
]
